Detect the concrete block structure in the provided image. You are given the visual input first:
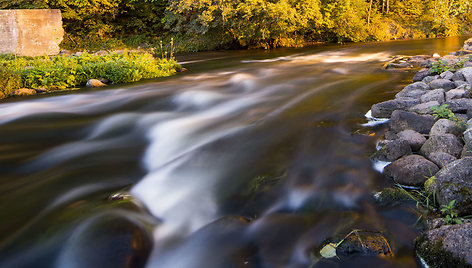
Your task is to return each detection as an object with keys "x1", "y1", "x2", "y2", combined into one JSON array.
[{"x1": 0, "y1": 9, "x2": 63, "y2": 56}]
